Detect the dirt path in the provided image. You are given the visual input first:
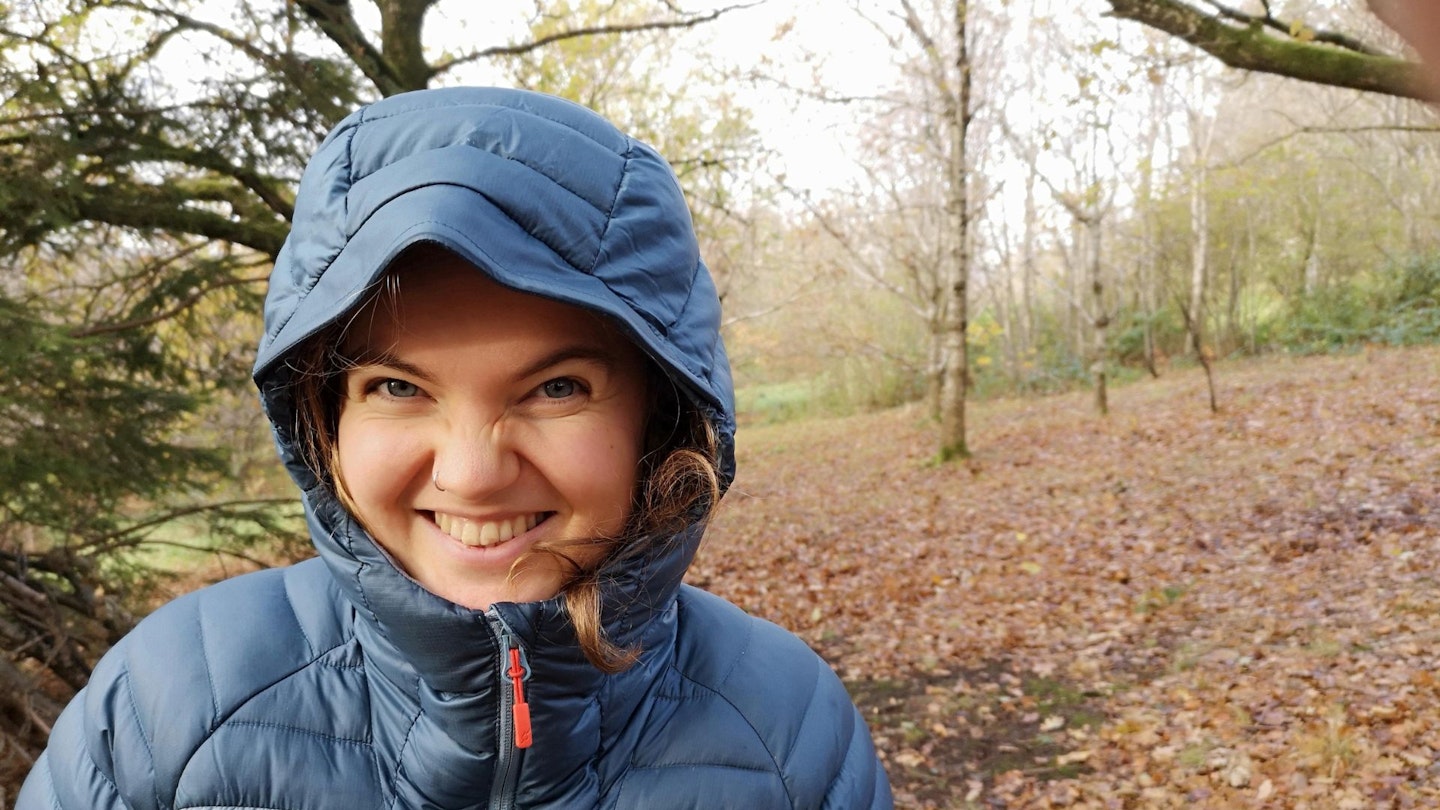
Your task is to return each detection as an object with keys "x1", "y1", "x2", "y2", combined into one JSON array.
[{"x1": 694, "y1": 346, "x2": 1440, "y2": 808}]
